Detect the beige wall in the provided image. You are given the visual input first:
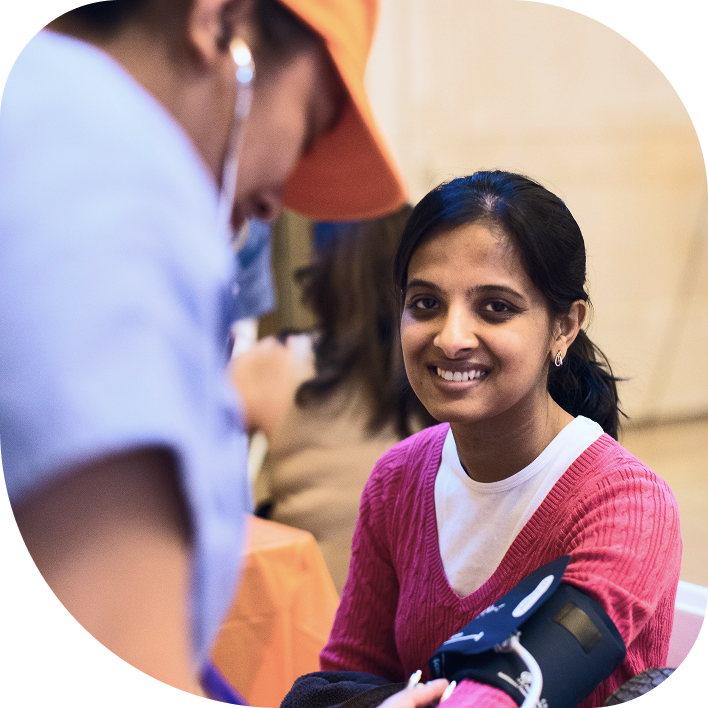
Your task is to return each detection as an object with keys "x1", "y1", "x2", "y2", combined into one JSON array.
[{"x1": 365, "y1": 0, "x2": 708, "y2": 423}]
